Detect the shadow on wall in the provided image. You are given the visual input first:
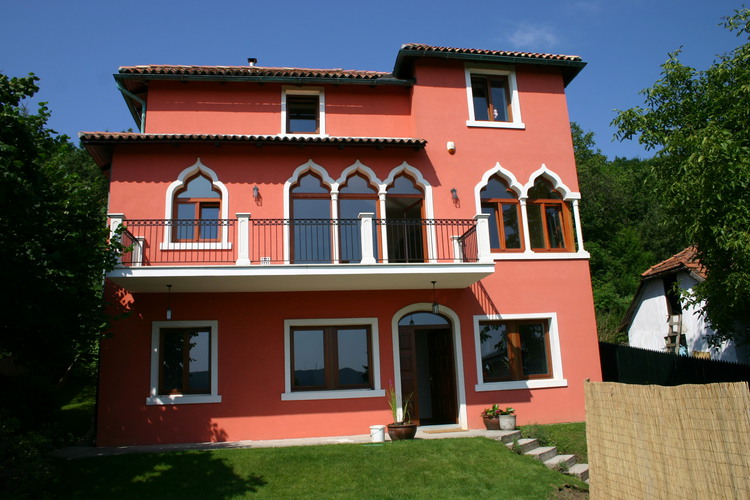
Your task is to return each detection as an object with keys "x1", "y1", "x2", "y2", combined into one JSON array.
[
  {"x1": 471, "y1": 281, "x2": 499, "y2": 316},
  {"x1": 59, "y1": 448, "x2": 267, "y2": 498}
]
